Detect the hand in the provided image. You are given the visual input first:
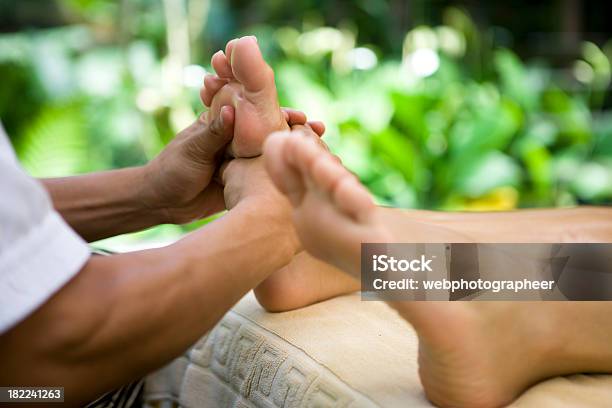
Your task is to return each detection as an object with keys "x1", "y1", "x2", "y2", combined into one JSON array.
[
  {"x1": 220, "y1": 124, "x2": 327, "y2": 211},
  {"x1": 142, "y1": 107, "x2": 318, "y2": 224},
  {"x1": 142, "y1": 107, "x2": 235, "y2": 224}
]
